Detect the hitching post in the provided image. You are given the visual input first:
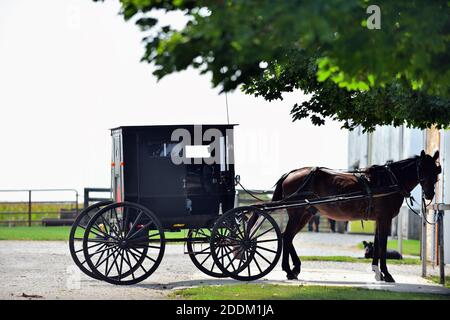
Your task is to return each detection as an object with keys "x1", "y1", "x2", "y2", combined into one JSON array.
[
  {"x1": 433, "y1": 203, "x2": 448, "y2": 286},
  {"x1": 438, "y1": 210, "x2": 445, "y2": 285},
  {"x1": 28, "y1": 190, "x2": 32, "y2": 227},
  {"x1": 421, "y1": 196, "x2": 427, "y2": 277},
  {"x1": 398, "y1": 210, "x2": 403, "y2": 254},
  {"x1": 84, "y1": 188, "x2": 89, "y2": 210},
  {"x1": 75, "y1": 191, "x2": 79, "y2": 215}
]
